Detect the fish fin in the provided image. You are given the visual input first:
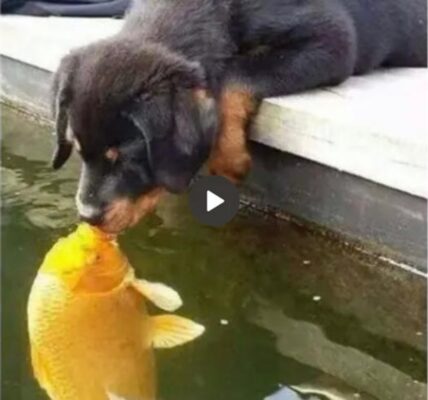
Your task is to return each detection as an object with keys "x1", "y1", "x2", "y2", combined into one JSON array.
[
  {"x1": 131, "y1": 279, "x2": 182, "y2": 311},
  {"x1": 107, "y1": 391, "x2": 129, "y2": 400},
  {"x1": 31, "y1": 345, "x2": 54, "y2": 395},
  {"x1": 150, "y1": 315, "x2": 205, "y2": 348}
]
